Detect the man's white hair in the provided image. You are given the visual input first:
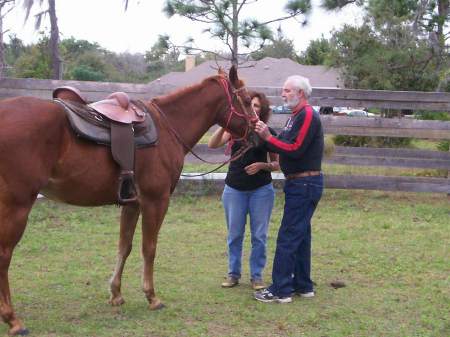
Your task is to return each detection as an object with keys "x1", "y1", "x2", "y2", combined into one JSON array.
[{"x1": 285, "y1": 75, "x2": 312, "y2": 98}]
